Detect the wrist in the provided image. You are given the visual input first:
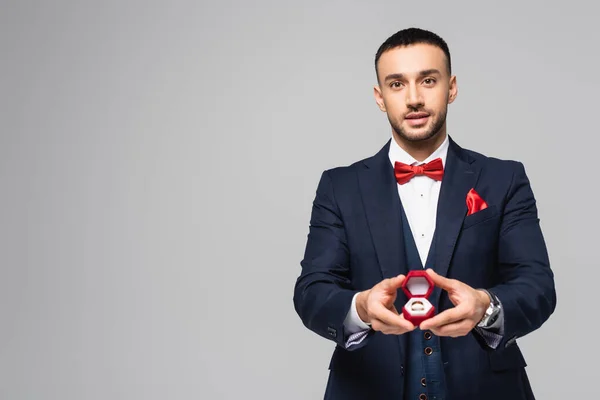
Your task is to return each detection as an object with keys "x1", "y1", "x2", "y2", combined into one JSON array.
[
  {"x1": 476, "y1": 289, "x2": 491, "y2": 317},
  {"x1": 356, "y1": 290, "x2": 371, "y2": 325},
  {"x1": 476, "y1": 289, "x2": 501, "y2": 328}
]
